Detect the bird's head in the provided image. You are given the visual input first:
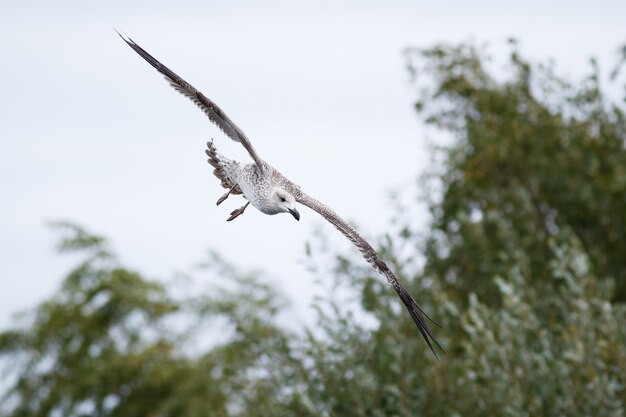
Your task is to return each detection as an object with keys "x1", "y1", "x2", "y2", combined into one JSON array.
[{"x1": 273, "y1": 188, "x2": 300, "y2": 221}]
